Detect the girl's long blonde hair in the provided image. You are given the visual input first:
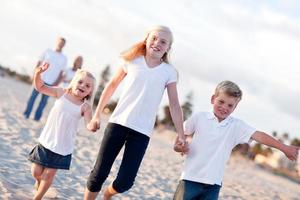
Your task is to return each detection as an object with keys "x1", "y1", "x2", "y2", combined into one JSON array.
[
  {"x1": 121, "y1": 26, "x2": 174, "y2": 63},
  {"x1": 66, "y1": 69, "x2": 96, "y2": 101}
]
